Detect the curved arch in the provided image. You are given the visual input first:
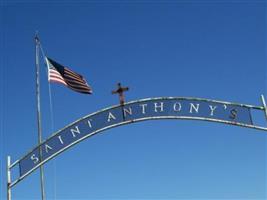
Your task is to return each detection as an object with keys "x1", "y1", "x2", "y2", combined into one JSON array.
[{"x1": 10, "y1": 97, "x2": 267, "y2": 187}]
